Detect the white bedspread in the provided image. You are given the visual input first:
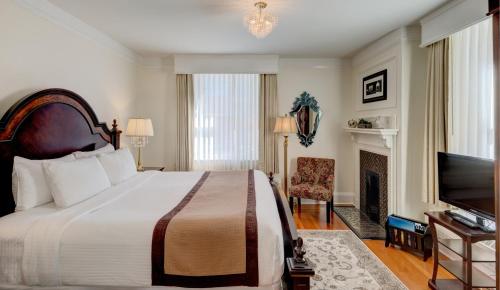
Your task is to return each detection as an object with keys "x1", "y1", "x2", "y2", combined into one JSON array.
[{"x1": 0, "y1": 170, "x2": 284, "y2": 288}]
